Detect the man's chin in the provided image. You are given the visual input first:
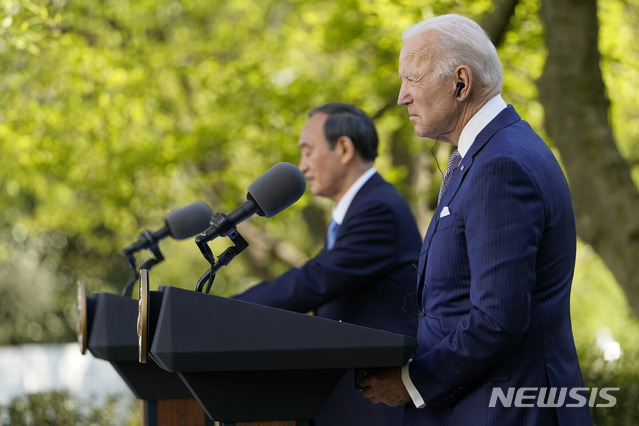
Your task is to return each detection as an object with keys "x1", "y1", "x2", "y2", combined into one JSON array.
[
  {"x1": 413, "y1": 125, "x2": 435, "y2": 140},
  {"x1": 413, "y1": 126, "x2": 428, "y2": 138}
]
